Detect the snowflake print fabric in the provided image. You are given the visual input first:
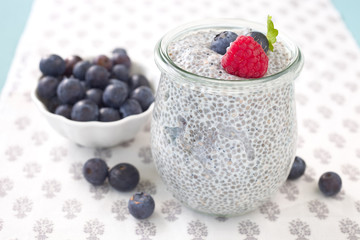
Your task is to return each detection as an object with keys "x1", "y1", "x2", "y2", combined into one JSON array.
[{"x1": 0, "y1": 0, "x2": 359, "y2": 239}]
